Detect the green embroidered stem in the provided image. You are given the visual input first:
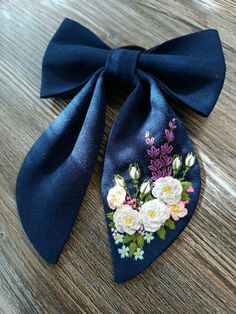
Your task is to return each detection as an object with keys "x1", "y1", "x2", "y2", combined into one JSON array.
[
  {"x1": 125, "y1": 187, "x2": 132, "y2": 198},
  {"x1": 180, "y1": 166, "x2": 190, "y2": 181},
  {"x1": 133, "y1": 179, "x2": 139, "y2": 199},
  {"x1": 173, "y1": 169, "x2": 179, "y2": 177}
]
